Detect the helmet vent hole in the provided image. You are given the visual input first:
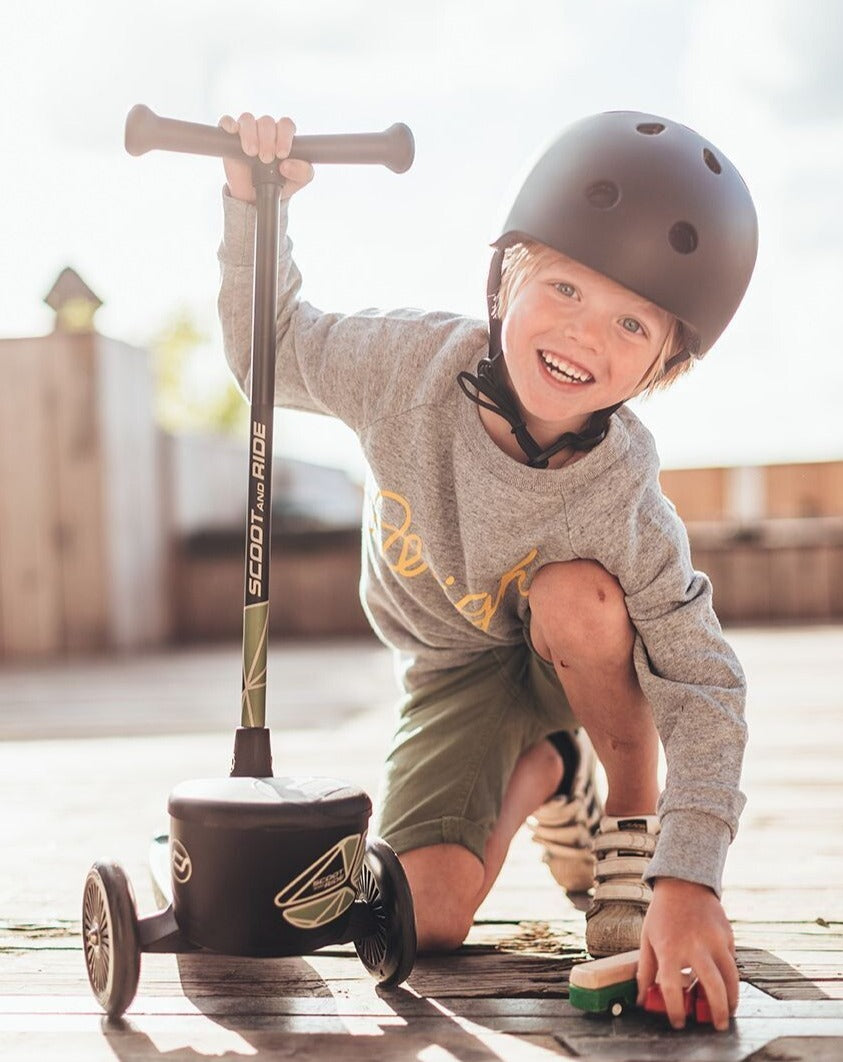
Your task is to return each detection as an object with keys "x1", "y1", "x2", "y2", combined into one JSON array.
[
  {"x1": 669, "y1": 222, "x2": 698, "y2": 254},
  {"x1": 636, "y1": 122, "x2": 665, "y2": 135},
  {"x1": 703, "y1": 148, "x2": 722, "y2": 174},
  {"x1": 585, "y1": 180, "x2": 620, "y2": 209}
]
